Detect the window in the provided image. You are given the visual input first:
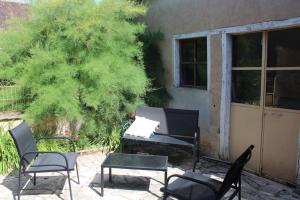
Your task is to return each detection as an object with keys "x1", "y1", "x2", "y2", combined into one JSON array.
[{"x1": 179, "y1": 37, "x2": 207, "y2": 89}]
